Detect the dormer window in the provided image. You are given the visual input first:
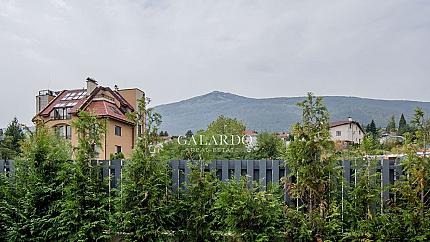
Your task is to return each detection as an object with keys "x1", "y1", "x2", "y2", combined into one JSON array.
[{"x1": 50, "y1": 107, "x2": 71, "y2": 120}]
